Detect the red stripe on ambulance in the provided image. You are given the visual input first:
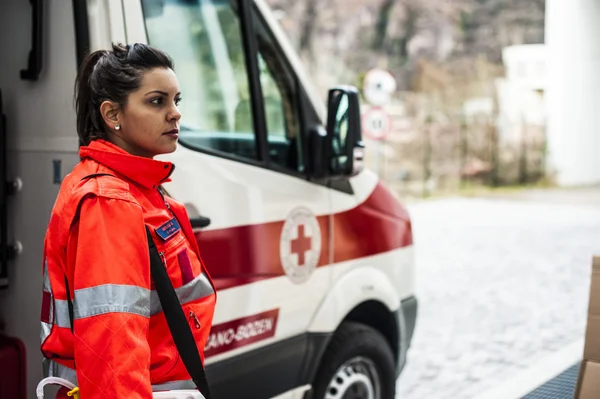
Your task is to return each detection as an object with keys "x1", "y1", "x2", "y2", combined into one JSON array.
[{"x1": 196, "y1": 183, "x2": 412, "y2": 291}]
